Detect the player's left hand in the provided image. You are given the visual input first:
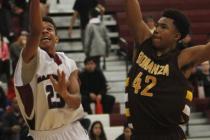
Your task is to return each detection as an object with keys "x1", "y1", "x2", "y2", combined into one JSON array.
[{"x1": 50, "y1": 70, "x2": 68, "y2": 98}]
